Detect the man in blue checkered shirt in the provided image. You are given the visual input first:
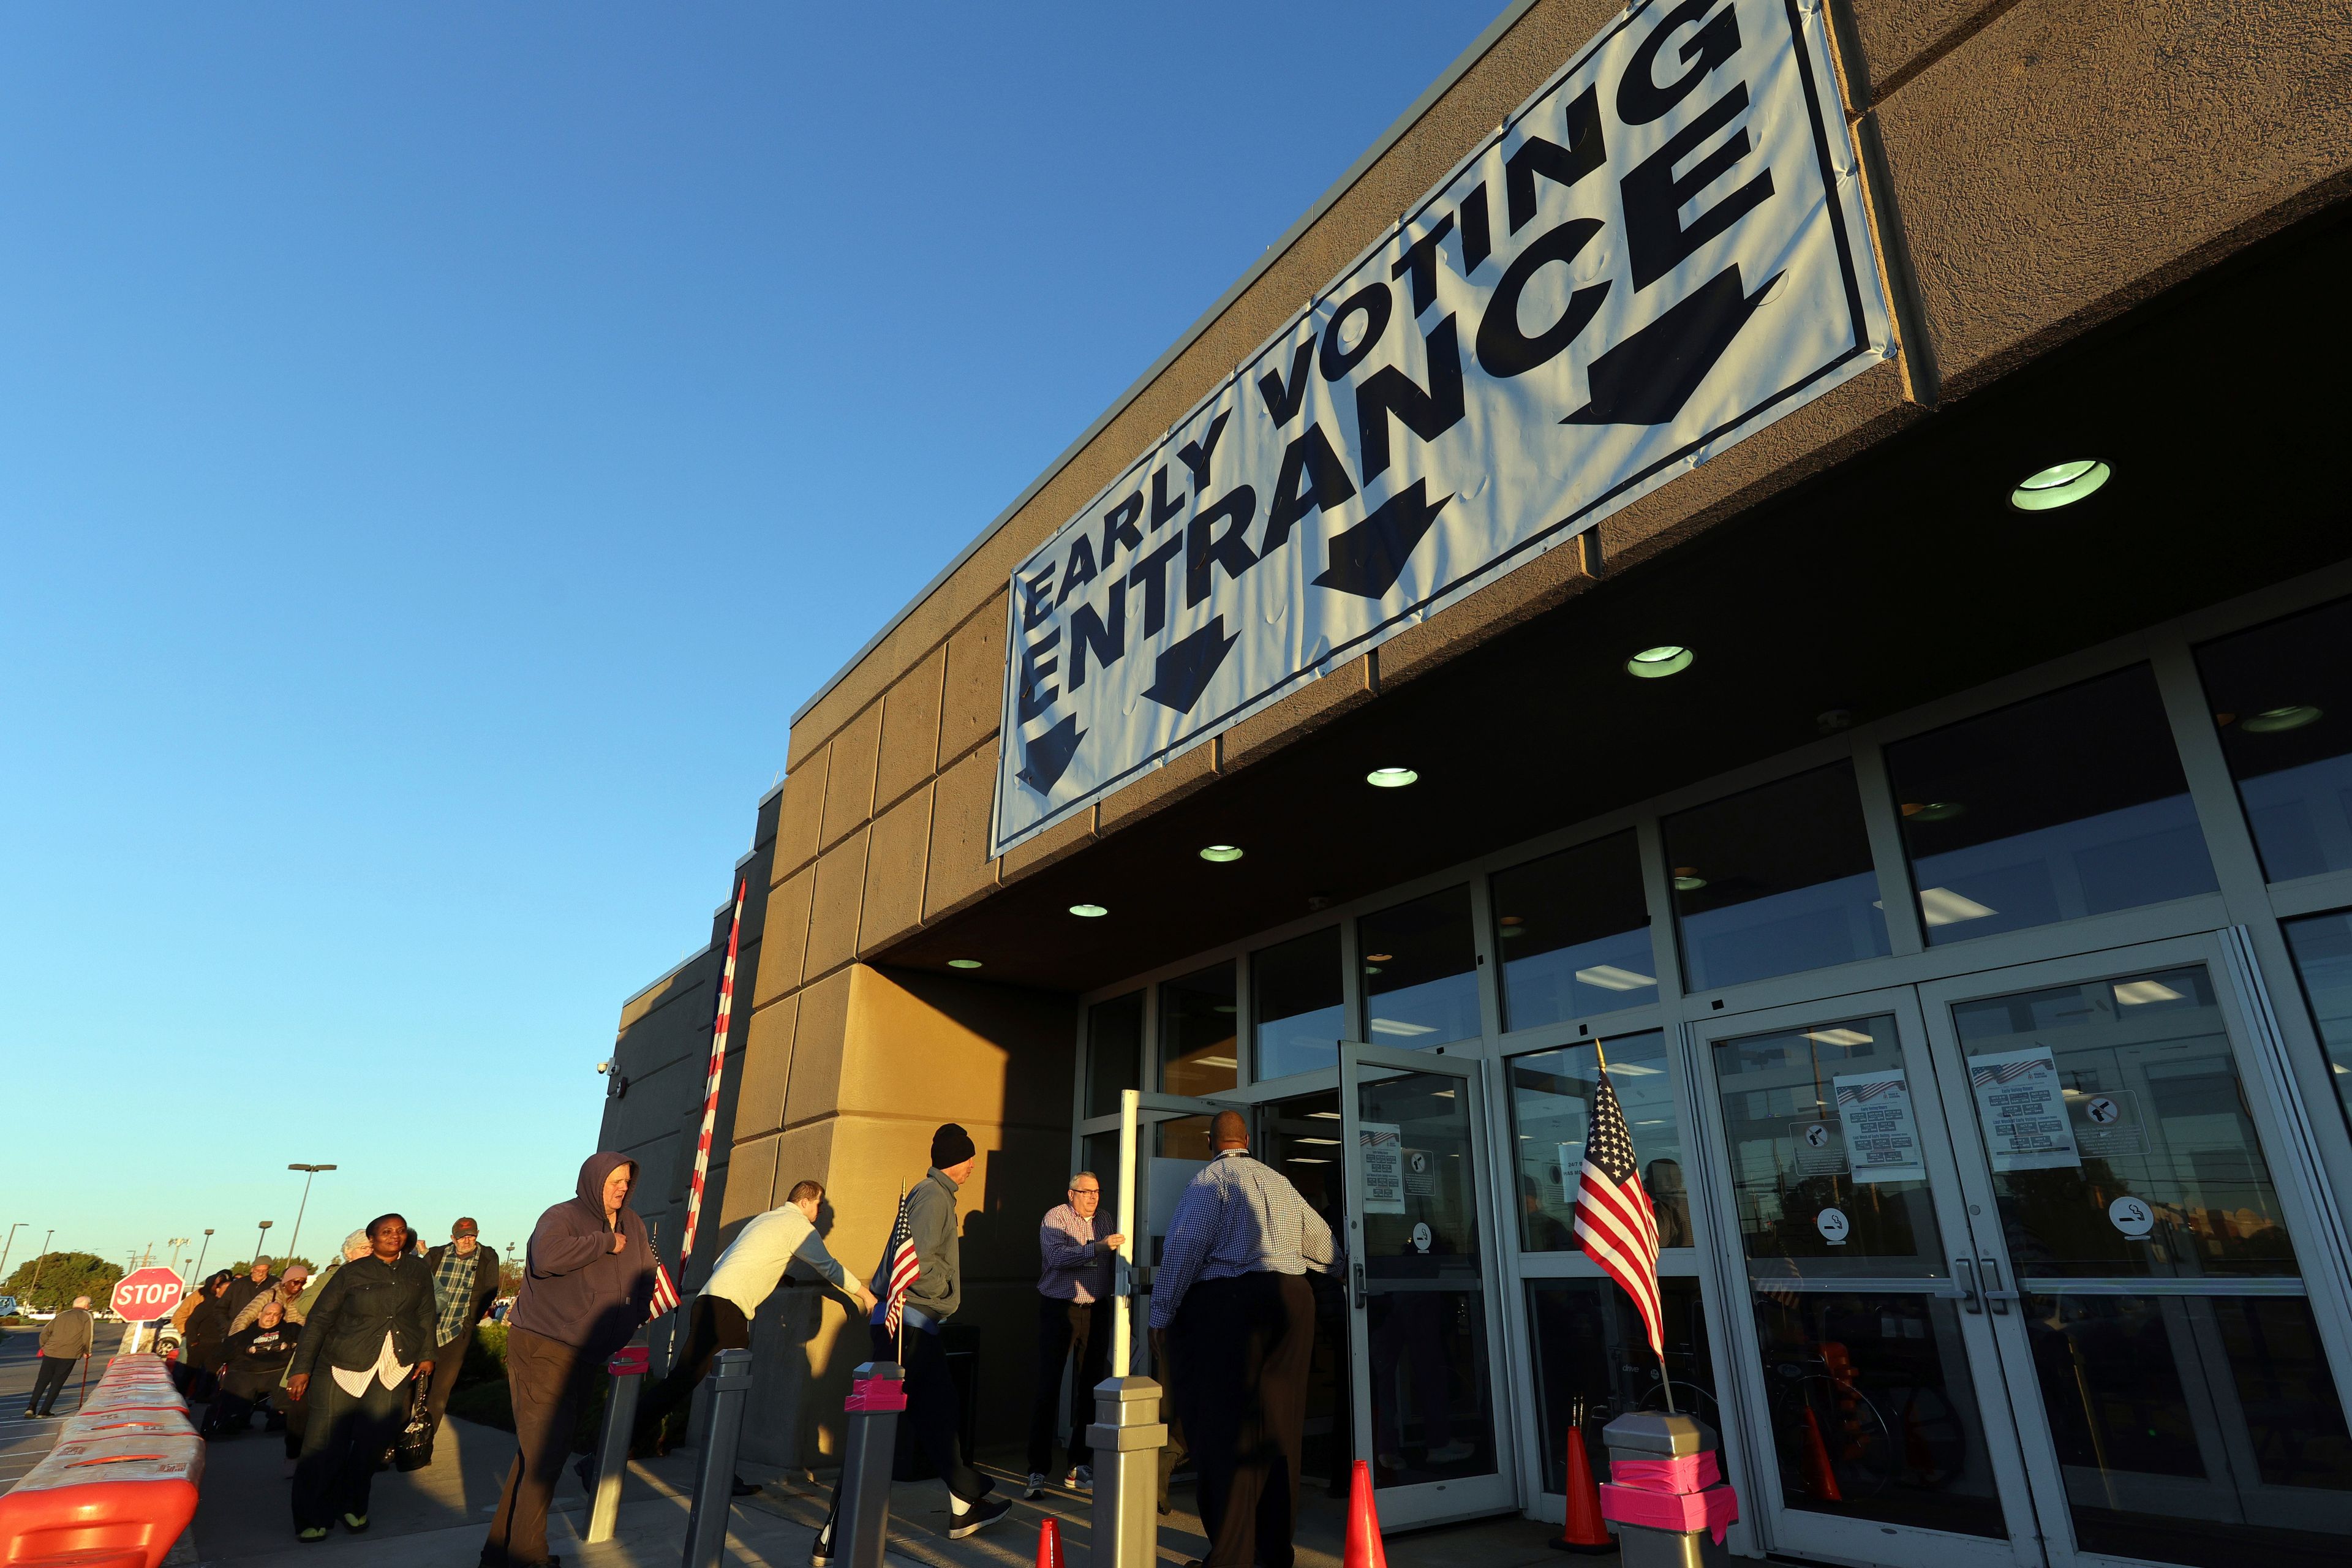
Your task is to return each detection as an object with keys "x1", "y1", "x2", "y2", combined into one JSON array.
[{"x1": 1152, "y1": 1110, "x2": 1335, "y2": 1568}]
